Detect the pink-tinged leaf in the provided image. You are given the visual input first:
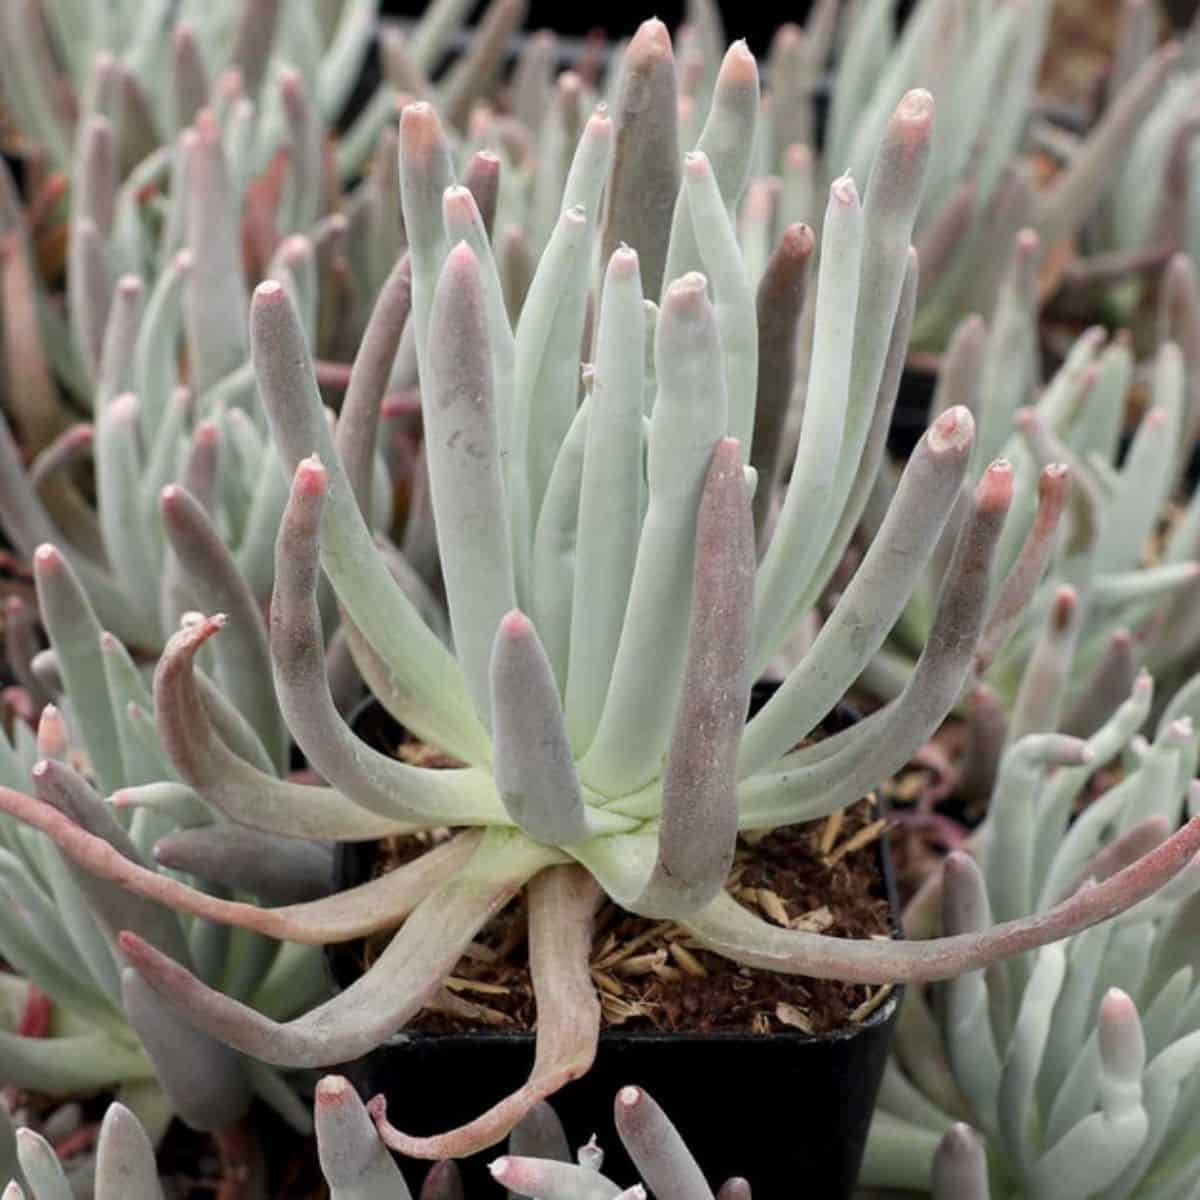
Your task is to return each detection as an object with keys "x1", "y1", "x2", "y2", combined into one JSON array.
[
  {"x1": 336, "y1": 255, "x2": 412, "y2": 520},
  {"x1": 121, "y1": 969, "x2": 253, "y2": 1133},
  {"x1": 116, "y1": 830, "x2": 558, "y2": 1067},
  {"x1": 181, "y1": 421, "x2": 219, "y2": 514},
  {"x1": 315, "y1": 1075, "x2": 412, "y2": 1198},
  {"x1": 160, "y1": 484, "x2": 284, "y2": 769},
  {"x1": 152, "y1": 826, "x2": 334, "y2": 906},
  {"x1": 172, "y1": 24, "x2": 209, "y2": 131},
  {"x1": 743, "y1": 403, "x2": 976, "y2": 776},
  {"x1": 507, "y1": 1101, "x2": 571, "y2": 1163},
  {"x1": 34, "y1": 544, "x2": 126, "y2": 794},
  {"x1": 1007, "y1": 584, "x2": 1080, "y2": 743},
  {"x1": 635, "y1": 440, "x2": 753, "y2": 917},
  {"x1": 463, "y1": 151, "x2": 501, "y2": 239},
  {"x1": 740, "y1": 459, "x2": 1013, "y2": 828},
  {"x1": 681, "y1": 814, "x2": 1200, "y2": 983},
  {"x1": 153, "y1": 615, "x2": 416, "y2": 840},
  {"x1": 30, "y1": 423, "x2": 92, "y2": 491},
  {"x1": 68, "y1": 217, "x2": 113, "y2": 382},
  {"x1": 1036, "y1": 42, "x2": 1182, "y2": 247},
  {"x1": 750, "y1": 222, "x2": 814, "y2": 543},
  {"x1": 35, "y1": 705, "x2": 67, "y2": 760},
  {"x1": 932, "y1": 1125, "x2": 989, "y2": 1200},
  {"x1": 183, "y1": 109, "x2": 248, "y2": 390},
  {"x1": 0, "y1": 233, "x2": 63, "y2": 451},
  {"x1": 614, "y1": 1086, "x2": 714, "y2": 1200},
  {"x1": 440, "y1": 0, "x2": 530, "y2": 131},
  {"x1": 489, "y1": 1156, "x2": 623, "y2": 1199},
  {"x1": 372, "y1": 865, "x2": 601, "y2": 1157},
  {"x1": 960, "y1": 685, "x2": 1007, "y2": 808},
  {"x1": 490, "y1": 611, "x2": 587, "y2": 845},
  {"x1": 915, "y1": 181, "x2": 977, "y2": 300},
  {"x1": 601, "y1": 18, "x2": 680, "y2": 301},
  {"x1": 1063, "y1": 630, "x2": 1137, "y2": 739},
  {"x1": 1059, "y1": 816, "x2": 1171, "y2": 903},
  {"x1": 973, "y1": 463, "x2": 1071, "y2": 678},
  {"x1": 229, "y1": 0, "x2": 280, "y2": 100},
  {"x1": 420, "y1": 1160, "x2": 464, "y2": 1200},
  {"x1": 424, "y1": 241, "x2": 516, "y2": 730},
  {"x1": 270, "y1": 458, "x2": 507, "y2": 826},
  {"x1": 31, "y1": 760, "x2": 184, "y2": 962},
  {"x1": 0, "y1": 780, "x2": 480, "y2": 943}
]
